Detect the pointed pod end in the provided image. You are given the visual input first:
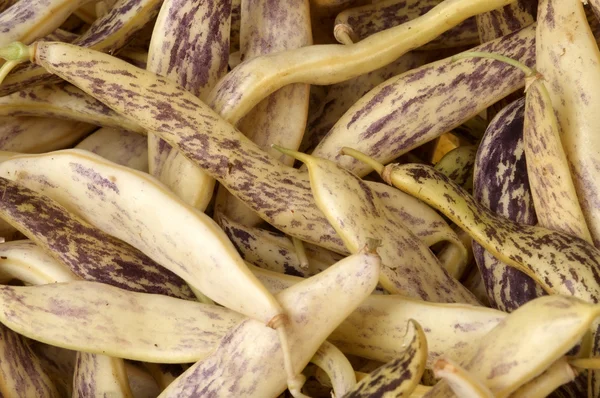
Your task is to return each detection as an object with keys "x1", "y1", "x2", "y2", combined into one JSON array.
[
  {"x1": 271, "y1": 145, "x2": 309, "y2": 164},
  {"x1": 340, "y1": 147, "x2": 385, "y2": 175}
]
